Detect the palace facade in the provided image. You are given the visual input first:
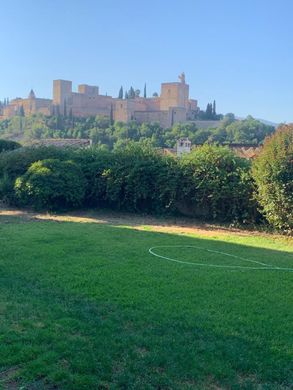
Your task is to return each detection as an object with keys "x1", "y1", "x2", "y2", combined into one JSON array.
[{"x1": 0, "y1": 74, "x2": 199, "y2": 128}]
